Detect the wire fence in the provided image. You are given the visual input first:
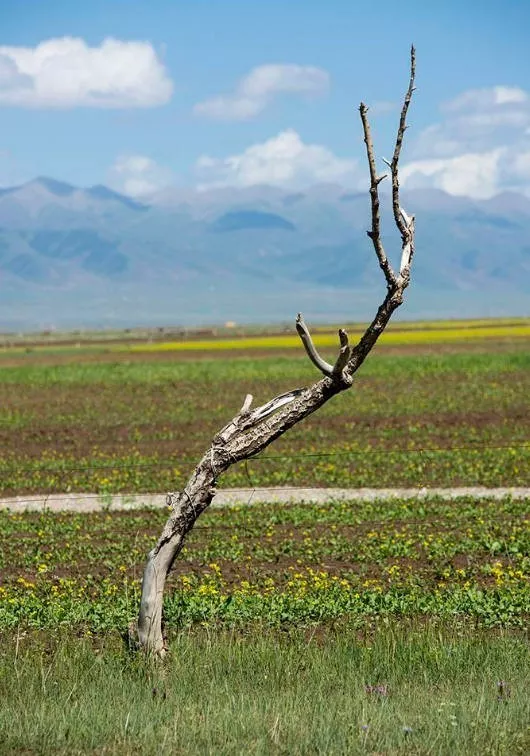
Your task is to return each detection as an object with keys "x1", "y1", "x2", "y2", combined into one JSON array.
[
  {"x1": 1, "y1": 439, "x2": 528, "y2": 512},
  {"x1": 2, "y1": 493, "x2": 528, "y2": 533},
  {"x1": 1, "y1": 440, "x2": 529, "y2": 475}
]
